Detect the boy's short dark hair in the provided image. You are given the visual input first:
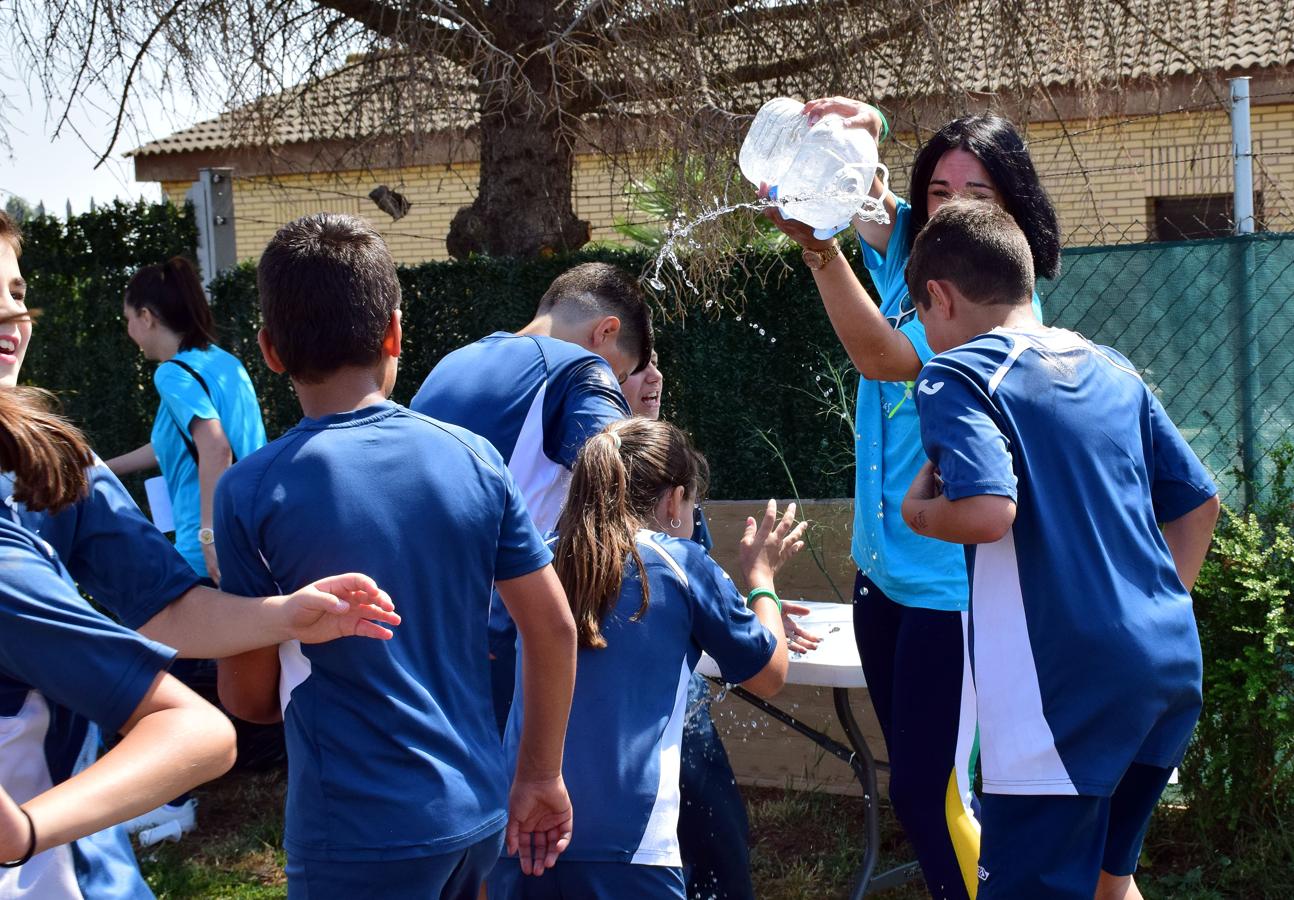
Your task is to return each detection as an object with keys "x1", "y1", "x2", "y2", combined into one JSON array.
[
  {"x1": 905, "y1": 199, "x2": 1035, "y2": 309},
  {"x1": 536, "y1": 262, "x2": 654, "y2": 373},
  {"x1": 257, "y1": 214, "x2": 401, "y2": 384}
]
